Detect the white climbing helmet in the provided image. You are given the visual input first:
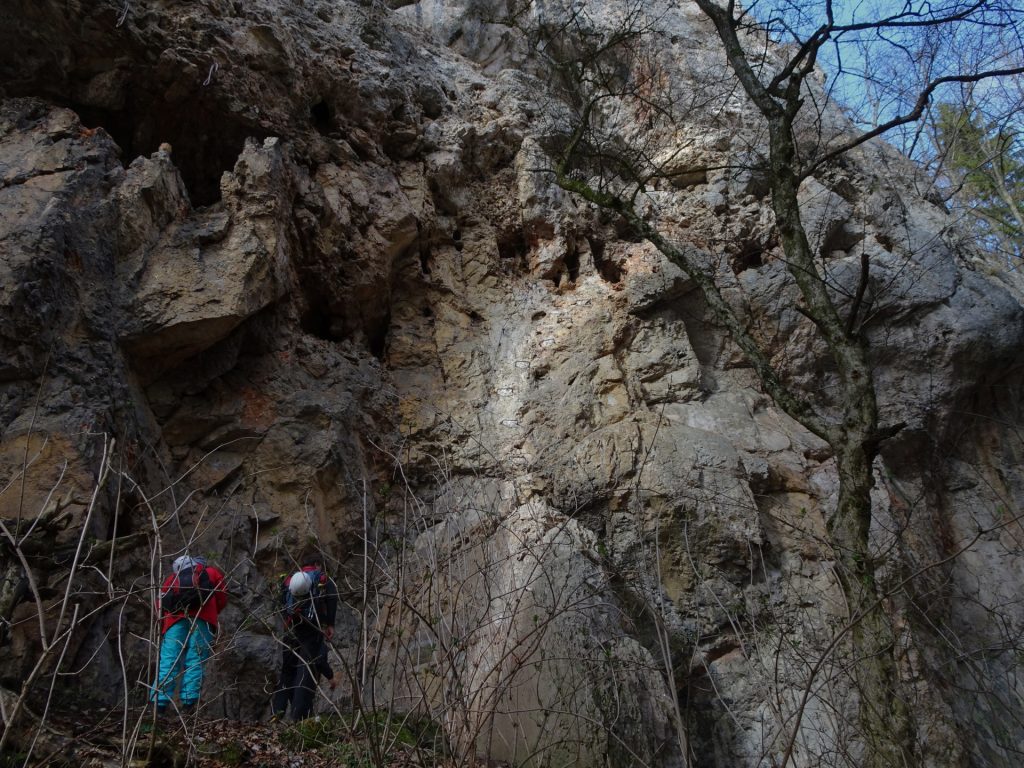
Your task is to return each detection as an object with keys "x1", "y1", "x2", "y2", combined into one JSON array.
[
  {"x1": 289, "y1": 570, "x2": 313, "y2": 596},
  {"x1": 172, "y1": 554, "x2": 207, "y2": 573}
]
